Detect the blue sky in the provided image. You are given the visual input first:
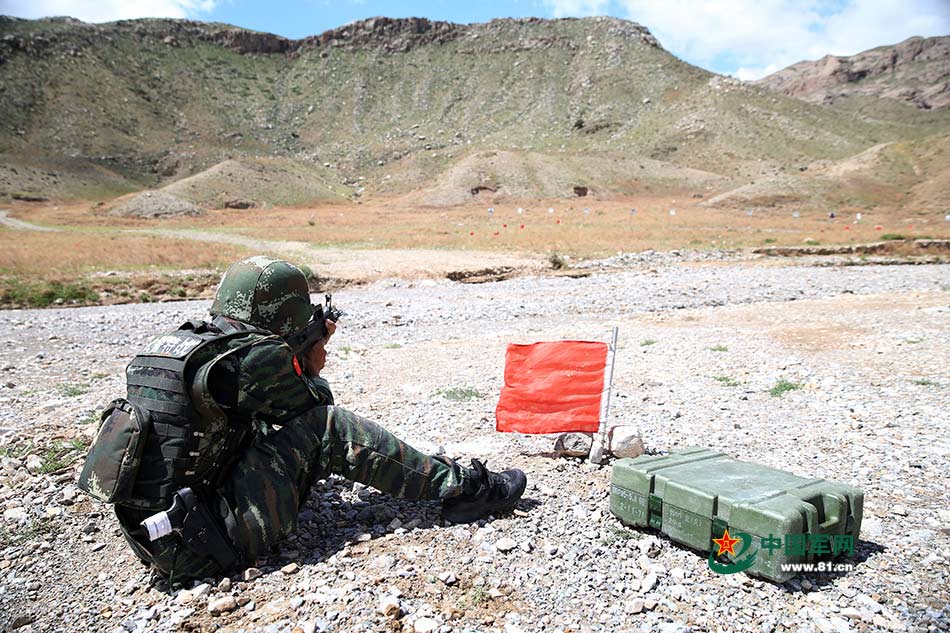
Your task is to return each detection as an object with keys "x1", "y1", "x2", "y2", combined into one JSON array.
[{"x1": 3, "y1": 0, "x2": 948, "y2": 79}]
